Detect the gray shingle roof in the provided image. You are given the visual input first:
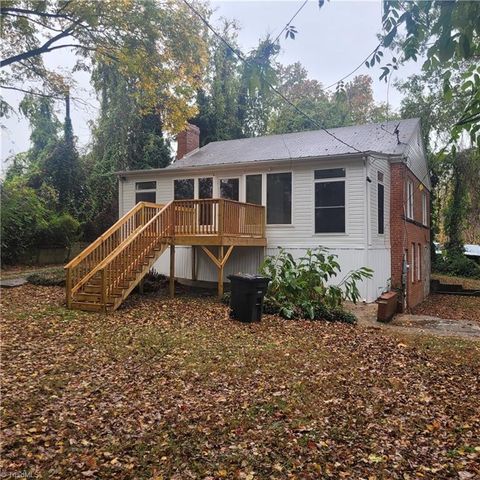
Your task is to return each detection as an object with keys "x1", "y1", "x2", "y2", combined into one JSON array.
[{"x1": 166, "y1": 118, "x2": 420, "y2": 170}]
